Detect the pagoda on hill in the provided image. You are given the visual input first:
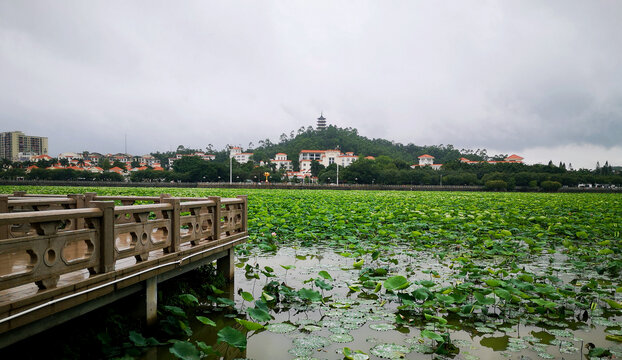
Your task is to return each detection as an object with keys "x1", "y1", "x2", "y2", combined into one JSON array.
[{"x1": 317, "y1": 112, "x2": 327, "y2": 130}]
